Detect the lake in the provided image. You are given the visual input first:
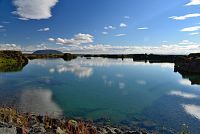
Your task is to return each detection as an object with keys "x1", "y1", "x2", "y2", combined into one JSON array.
[{"x1": 0, "y1": 57, "x2": 200, "y2": 133}]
